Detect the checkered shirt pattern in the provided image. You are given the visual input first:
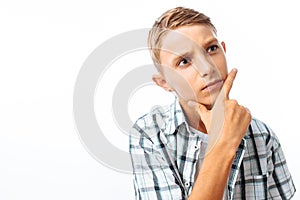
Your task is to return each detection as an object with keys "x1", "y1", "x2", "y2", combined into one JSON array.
[{"x1": 129, "y1": 97, "x2": 296, "y2": 199}]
